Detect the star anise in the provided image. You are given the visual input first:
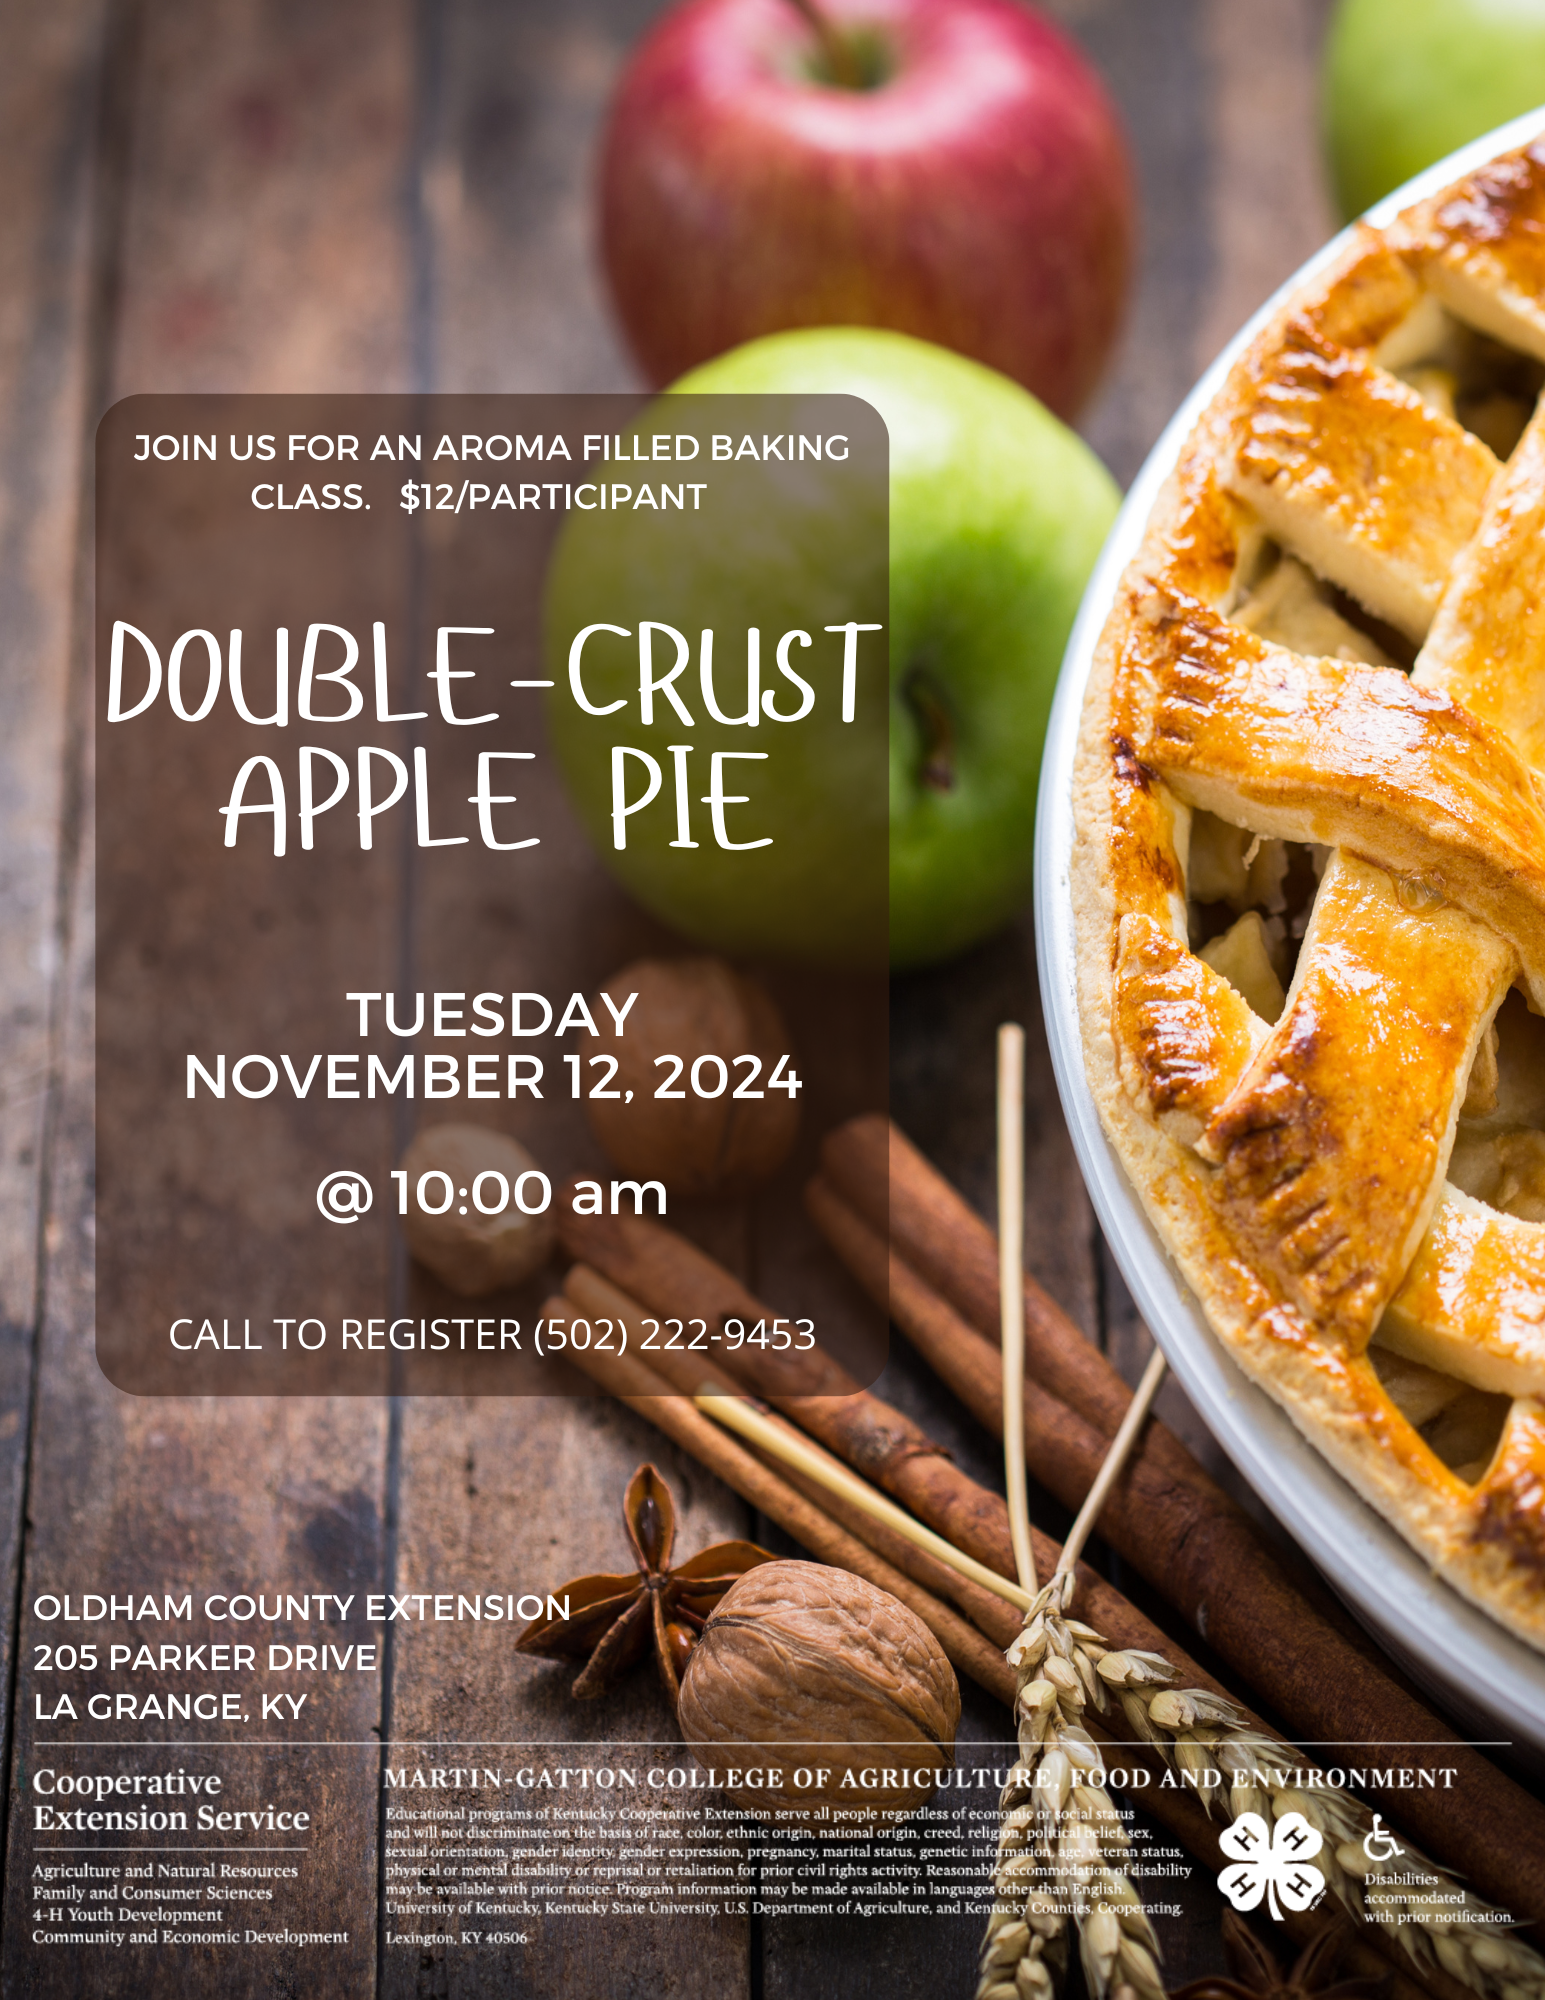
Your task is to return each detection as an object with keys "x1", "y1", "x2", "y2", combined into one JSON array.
[
  {"x1": 515, "y1": 1463, "x2": 774, "y2": 1705},
  {"x1": 1170, "y1": 1912, "x2": 1388, "y2": 2000}
]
